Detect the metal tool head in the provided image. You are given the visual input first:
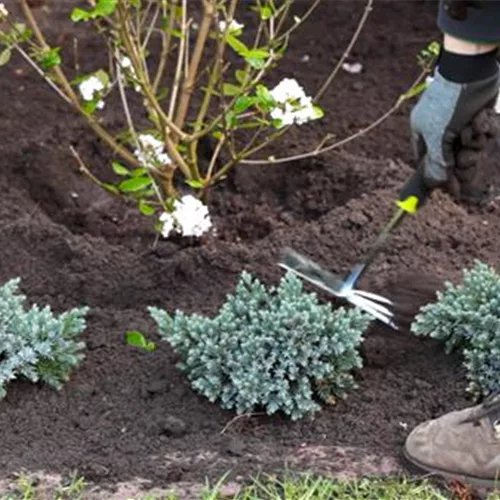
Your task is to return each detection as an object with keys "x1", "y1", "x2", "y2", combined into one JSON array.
[{"x1": 278, "y1": 247, "x2": 397, "y2": 329}]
